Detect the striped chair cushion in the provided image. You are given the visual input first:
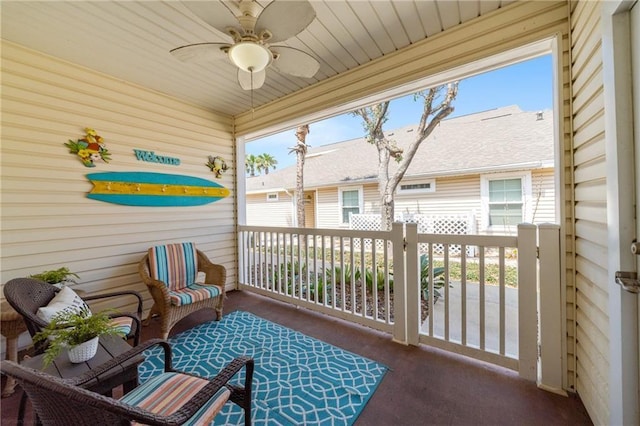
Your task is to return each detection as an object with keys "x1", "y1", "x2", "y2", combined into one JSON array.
[
  {"x1": 121, "y1": 372, "x2": 230, "y2": 426},
  {"x1": 108, "y1": 316, "x2": 133, "y2": 336},
  {"x1": 148, "y1": 243, "x2": 198, "y2": 291},
  {"x1": 169, "y1": 284, "x2": 222, "y2": 306}
]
